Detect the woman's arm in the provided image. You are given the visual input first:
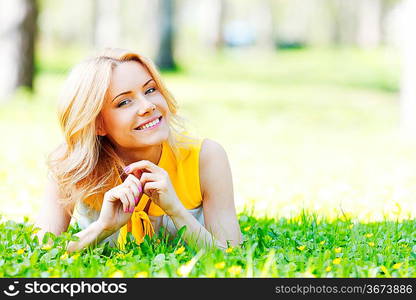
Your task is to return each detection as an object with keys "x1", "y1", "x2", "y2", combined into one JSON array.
[
  {"x1": 34, "y1": 176, "x2": 122, "y2": 253},
  {"x1": 34, "y1": 176, "x2": 73, "y2": 242},
  {"x1": 166, "y1": 139, "x2": 242, "y2": 249},
  {"x1": 66, "y1": 221, "x2": 114, "y2": 253},
  {"x1": 199, "y1": 139, "x2": 242, "y2": 246}
]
